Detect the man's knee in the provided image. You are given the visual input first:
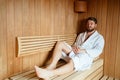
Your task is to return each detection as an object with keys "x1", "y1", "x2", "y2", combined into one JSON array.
[{"x1": 68, "y1": 59, "x2": 74, "y2": 69}]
